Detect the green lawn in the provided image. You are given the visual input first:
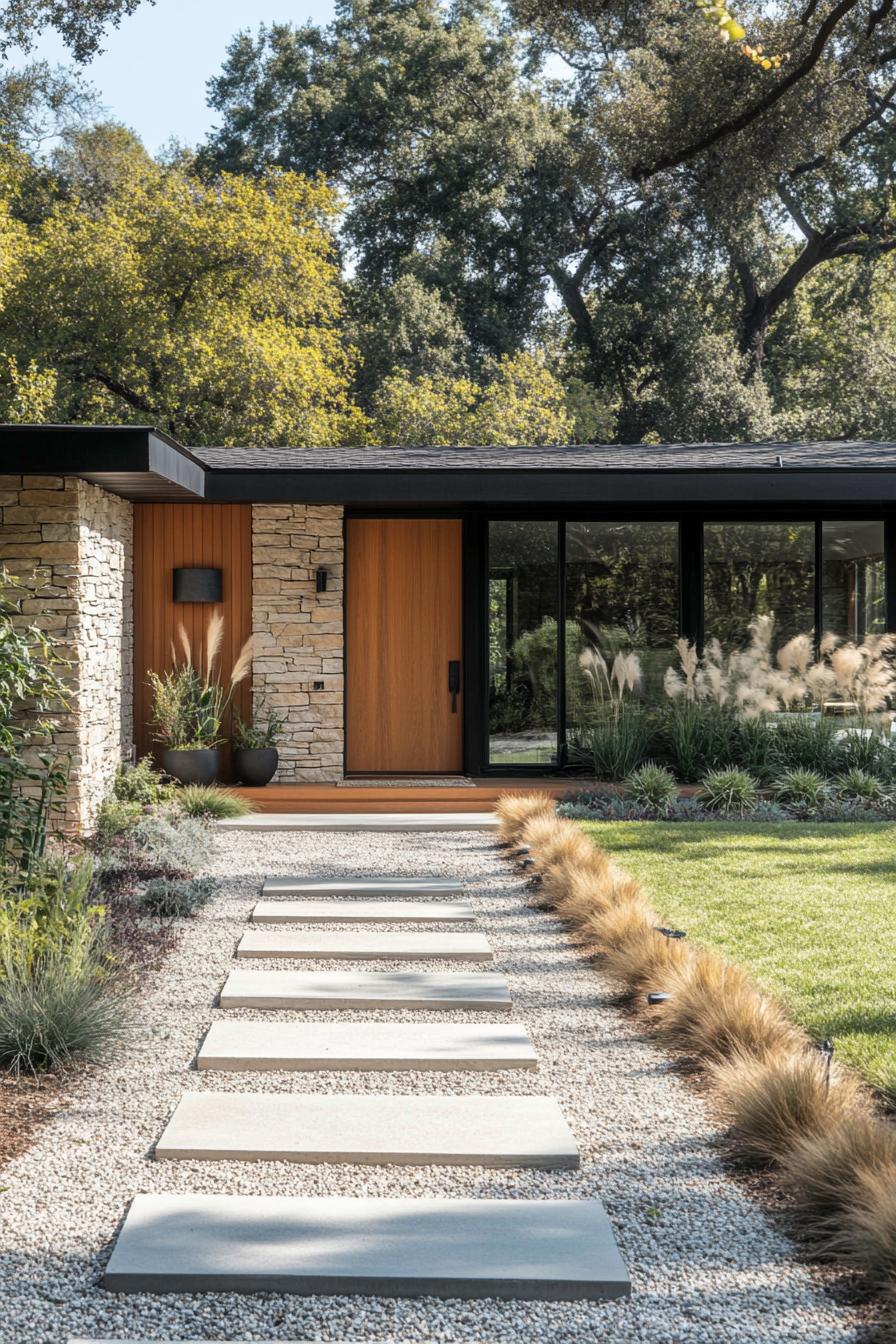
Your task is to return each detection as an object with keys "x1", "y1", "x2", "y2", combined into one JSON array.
[{"x1": 579, "y1": 821, "x2": 896, "y2": 1098}]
